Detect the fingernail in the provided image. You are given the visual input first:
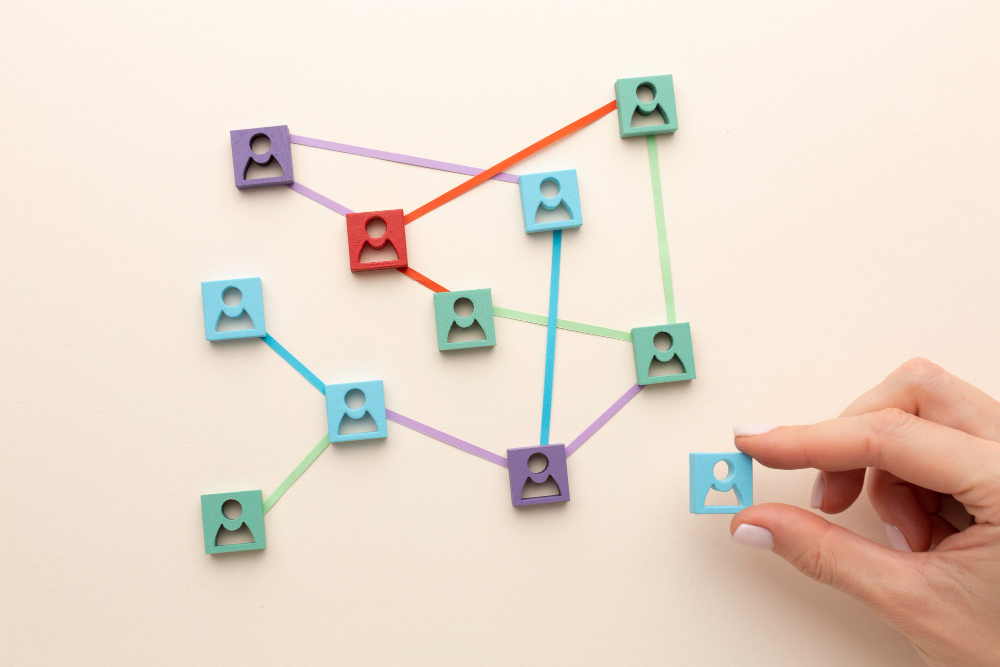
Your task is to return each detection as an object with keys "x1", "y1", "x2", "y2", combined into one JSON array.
[
  {"x1": 810, "y1": 472, "x2": 825, "y2": 509},
  {"x1": 733, "y1": 424, "x2": 775, "y2": 437},
  {"x1": 884, "y1": 523, "x2": 912, "y2": 552},
  {"x1": 731, "y1": 524, "x2": 775, "y2": 550}
]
